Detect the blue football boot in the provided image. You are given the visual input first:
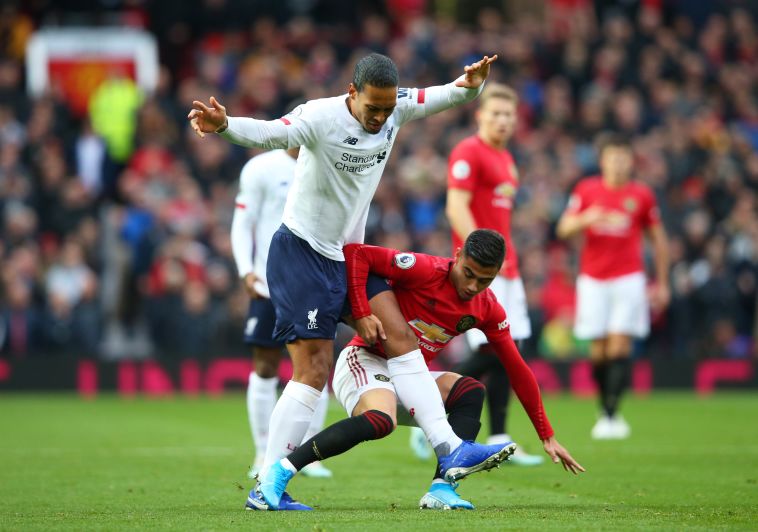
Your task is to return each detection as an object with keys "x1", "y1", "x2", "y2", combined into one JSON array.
[
  {"x1": 419, "y1": 482, "x2": 474, "y2": 510},
  {"x1": 245, "y1": 482, "x2": 312, "y2": 511},
  {"x1": 438, "y1": 440, "x2": 517, "y2": 482},
  {"x1": 259, "y1": 461, "x2": 294, "y2": 509}
]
